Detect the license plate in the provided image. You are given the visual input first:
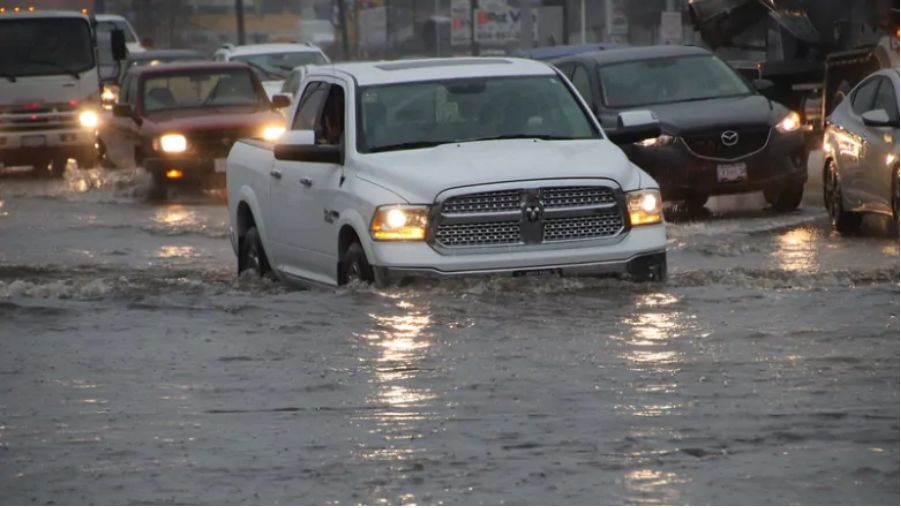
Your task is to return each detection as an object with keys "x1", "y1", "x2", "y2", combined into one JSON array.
[
  {"x1": 214, "y1": 158, "x2": 227, "y2": 173},
  {"x1": 716, "y1": 162, "x2": 747, "y2": 183},
  {"x1": 22, "y1": 135, "x2": 46, "y2": 148}
]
